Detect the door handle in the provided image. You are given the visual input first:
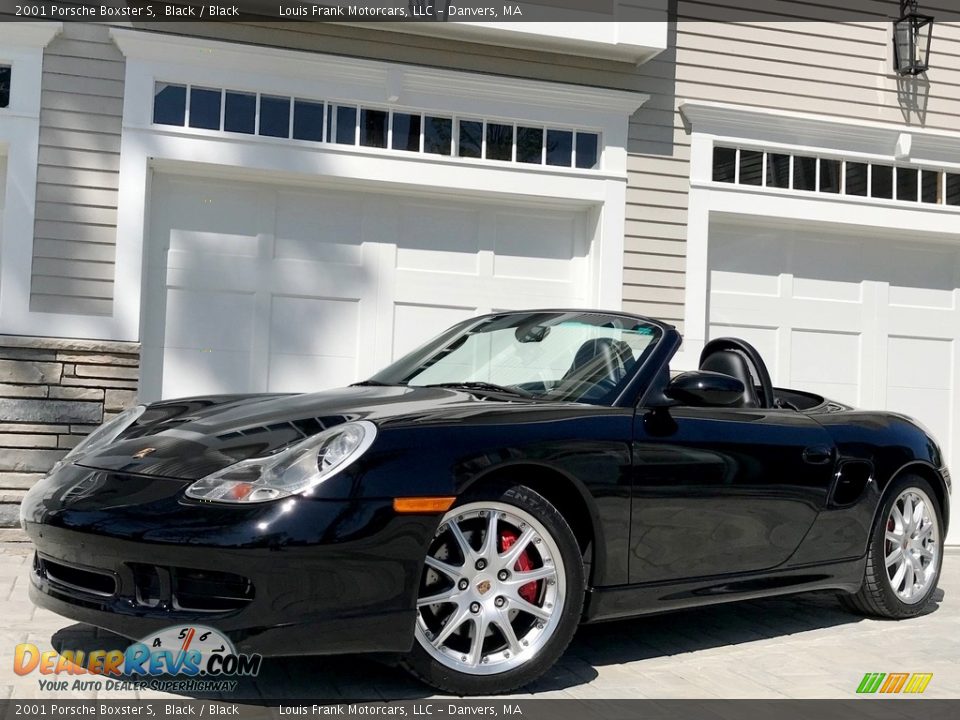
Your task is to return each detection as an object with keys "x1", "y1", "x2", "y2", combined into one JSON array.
[{"x1": 802, "y1": 445, "x2": 833, "y2": 465}]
